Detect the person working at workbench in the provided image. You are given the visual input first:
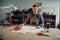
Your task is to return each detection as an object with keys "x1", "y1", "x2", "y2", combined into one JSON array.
[{"x1": 21, "y1": 4, "x2": 44, "y2": 28}]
